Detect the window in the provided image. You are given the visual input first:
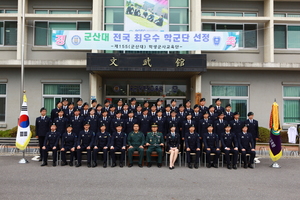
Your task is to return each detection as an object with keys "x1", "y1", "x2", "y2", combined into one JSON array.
[
  {"x1": 34, "y1": 10, "x2": 92, "y2": 14},
  {"x1": 202, "y1": 12, "x2": 257, "y2": 17},
  {"x1": 274, "y1": 13, "x2": 300, "y2": 18},
  {"x1": 274, "y1": 25, "x2": 300, "y2": 49},
  {"x1": 203, "y1": 23, "x2": 257, "y2": 48},
  {"x1": 0, "y1": 84, "x2": 6, "y2": 122},
  {"x1": 0, "y1": 21, "x2": 17, "y2": 46},
  {"x1": 34, "y1": 22, "x2": 91, "y2": 46},
  {"x1": 43, "y1": 84, "x2": 81, "y2": 116},
  {"x1": 283, "y1": 86, "x2": 300, "y2": 123},
  {"x1": 212, "y1": 85, "x2": 249, "y2": 121}
]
